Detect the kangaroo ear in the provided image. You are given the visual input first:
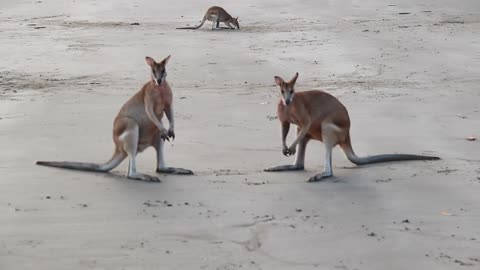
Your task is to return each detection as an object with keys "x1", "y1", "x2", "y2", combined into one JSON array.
[
  {"x1": 274, "y1": 76, "x2": 284, "y2": 86},
  {"x1": 145, "y1": 56, "x2": 156, "y2": 67},
  {"x1": 289, "y1": 72, "x2": 299, "y2": 85},
  {"x1": 161, "y1": 55, "x2": 171, "y2": 66}
]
